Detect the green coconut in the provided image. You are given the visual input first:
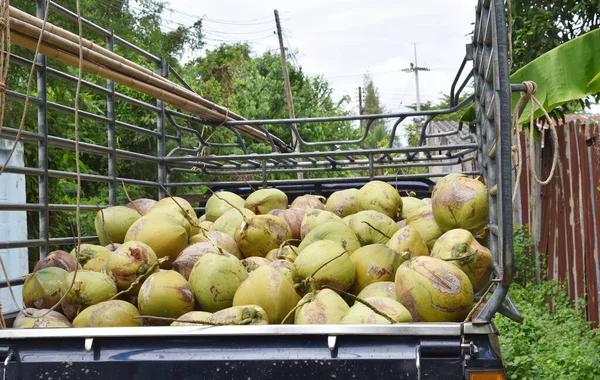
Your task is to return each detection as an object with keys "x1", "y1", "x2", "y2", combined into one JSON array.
[
  {"x1": 95, "y1": 206, "x2": 142, "y2": 246},
  {"x1": 13, "y1": 308, "x2": 72, "y2": 328},
  {"x1": 325, "y1": 188, "x2": 360, "y2": 217},
  {"x1": 23, "y1": 267, "x2": 68, "y2": 310},
  {"x1": 386, "y1": 225, "x2": 429, "y2": 269},
  {"x1": 170, "y1": 311, "x2": 213, "y2": 326},
  {"x1": 349, "y1": 244, "x2": 397, "y2": 295},
  {"x1": 300, "y1": 209, "x2": 344, "y2": 239},
  {"x1": 188, "y1": 253, "x2": 248, "y2": 312},
  {"x1": 172, "y1": 242, "x2": 228, "y2": 281},
  {"x1": 232, "y1": 266, "x2": 299, "y2": 324},
  {"x1": 268, "y1": 208, "x2": 305, "y2": 240},
  {"x1": 265, "y1": 245, "x2": 298, "y2": 263},
  {"x1": 268, "y1": 260, "x2": 297, "y2": 284},
  {"x1": 431, "y1": 174, "x2": 489, "y2": 234},
  {"x1": 210, "y1": 207, "x2": 255, "y2": 239},
  {"x1": 60, "y1": 270, "x2": 118, "y2": 321},
  {"x1": 294, "y1": 240, "x2": 355, "y2": 294},
  {"x1": 150, "y1": 208, "x2": 199, "y2": 237},
  {"x1": 106, "y1": 241, "x2": 158, "y2": 291},
  {"x1": 401, "y1": 197, "x2": 427, "y2": 219},
  {"x1": 137, "y1": 270, "x2": 195, "y2": 325},
  {"x1": 125, "y1": 198, "x2": 157, "y2": 215},
  {"x1": 33, "y1": 250, "x2": 80, "y2": 273},
  {"x1": 405, "y1": 205, "x2": 444, "y2": 250},
  {"x1": 241, "y1": 257, "x2": 272, "y2": 273},
  {"x1": 207, "y1": 305, "x2": 269, "y2": 325},
  {"x1": 294, "y1": 289, "x2": 349, "y2": 324},
  {"x1": 188, "y1": 231, "x2": 242, "y2": 259},
  {"x1": 340, "y1": 296, "x2": 413, "y2": 324},
  {"x1": 290, "y1": 194, "x2": 326, "y2": 211},
  {"x1": 347, "y1": 210, "x2": 399, "y2": 245},
  {"x1": 82, "y1": 257, "x2": 108, "y2": 273},
  {"x1": 297, "y1": 221, "x2": 361, "y2": 254},
  {"x1": 430, "y1": 229, "x2": 495, "y2": 292},
  {"x1": 244, "y1": 188, "x2": 288, "y2": 215},
  {"x1": 357, "y1": 181, "x2": 403, "y2": 219},
  {"x1": 124, "y1": 214, "x2": 188, "y2": 269},
  {"x1": 356, "y1": 281, "x2": 397, "y2": 301},
  {"x1": 149, "y1": 196, "x2": 199, "y2": 227},
  {"x1": 70, "y1": 244, "x2": 112, "y2": 266},
  {"x1": 18, "y1": 319, "x2": 71, "y2": 329},
  {"x1": 395, "y1": 256, "x2": 474, "y2": 322},
  {"x1": 72, "y1": 300, "x2": 142, "y2": 327},
  {"x1": 205, "y1": 191, "x2": 246, "y2": 222},
  {"x1": 235, "y1": 214, "x2": 292, "y2": 258}
]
